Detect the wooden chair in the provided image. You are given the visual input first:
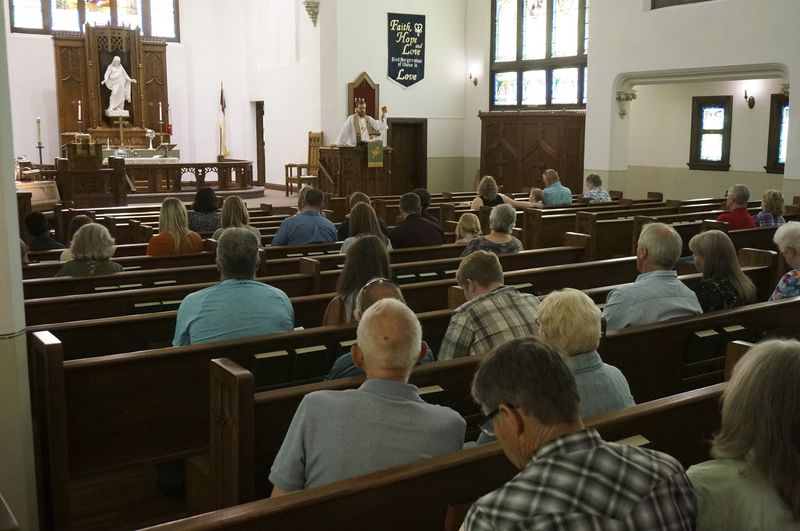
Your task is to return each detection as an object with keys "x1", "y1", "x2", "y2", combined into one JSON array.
[{"x1": 285, "y1": 131, "x2": 323, "y2": 196}]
